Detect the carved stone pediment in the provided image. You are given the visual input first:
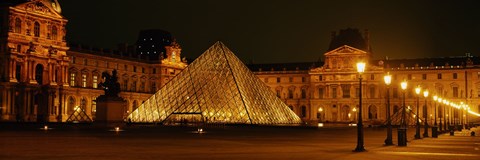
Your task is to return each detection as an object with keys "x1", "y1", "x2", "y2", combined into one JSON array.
[
  {"x1": 324, "y1": 45, "x2": 367, "y2": 56},
  {"x1": 13, "y1": 0, "x2": 63, "y2": 19}
]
